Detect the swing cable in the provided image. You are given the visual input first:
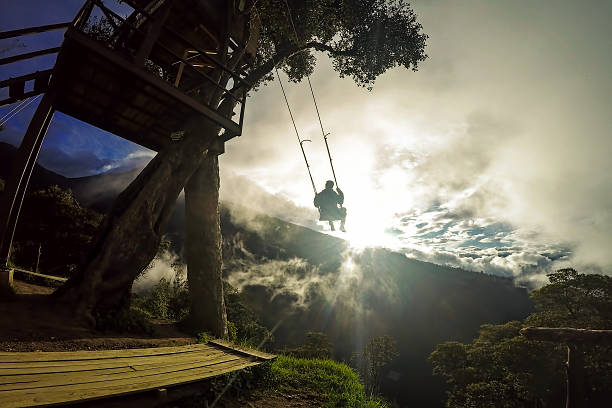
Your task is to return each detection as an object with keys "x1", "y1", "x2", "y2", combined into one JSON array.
[
  {"x1": 275, "y1": 67, "x2": 317, "y2": 194},
  {"x1": 281, "y1": 0, "x2": 340, "y2": 190}
]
